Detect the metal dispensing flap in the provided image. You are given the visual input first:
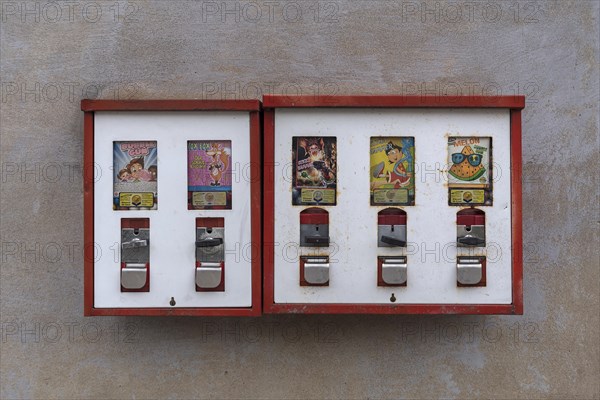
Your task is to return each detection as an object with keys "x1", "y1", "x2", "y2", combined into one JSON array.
[
  {"x1": 196, "y1": 262, "x2": 222, "y2": 289},
  {"x1": 304, "y1": 257, "x2": 329, "y2": 284},
  {"x1": 457, "y1": 257, "x2": 483, "y2": 285},
  {"x1": 121, "y1": 263, "x2": 147, "y2": 290},
  {"x1": 381, "y1": 257, "x2": 407, "y2": 285}
]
